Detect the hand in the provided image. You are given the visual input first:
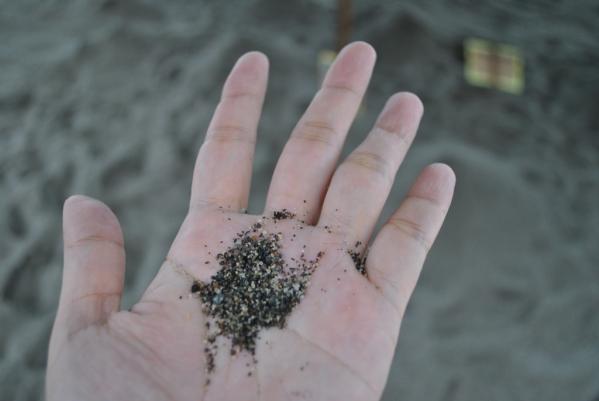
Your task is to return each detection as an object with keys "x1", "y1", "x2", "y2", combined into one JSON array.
[{"x1": 46, "y1": 42, "x2": 455, "y2": 401}]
